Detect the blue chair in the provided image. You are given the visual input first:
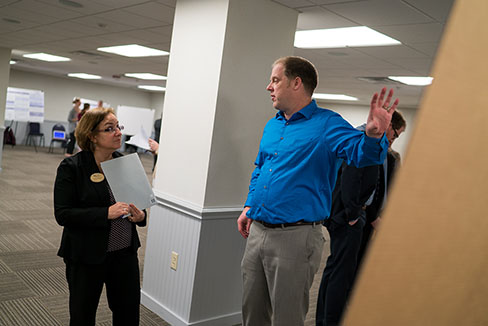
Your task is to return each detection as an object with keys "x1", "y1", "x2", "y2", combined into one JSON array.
[
  {"x1": 25, "y1": 122, "x2": 45, "y2": 152},
  {"x1": 48, "y1": 124, "x2": 67, "y2": 153}
]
